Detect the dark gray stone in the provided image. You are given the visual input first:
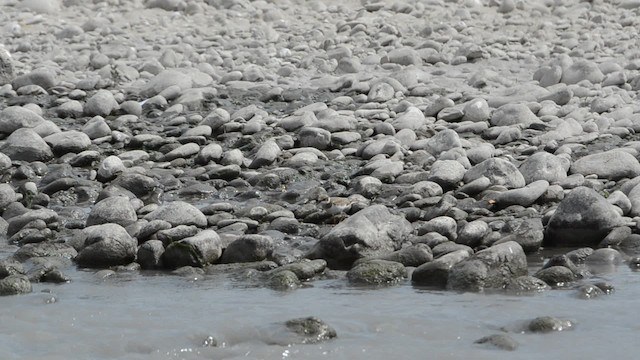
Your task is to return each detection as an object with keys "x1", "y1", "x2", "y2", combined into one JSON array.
[
  {"x1": 43, "y1": 130, "x2": 91, "y2": 155},
  {"x1": 534, "y1": 266, "x2": 575, "y2": 287},
  {"x1": 161, "y1": 230, "x2": 222, "y2": 269},
  {"x1": 220, "y1": 234, "x2": 274, "y2": 263},
  {"x1": 298, "y1": 127, "x2": 331, "y2": 150},
  {"x1": 7, "y1": 209, "x2": 58, "y2": 237},
  {"x1": 474, "y1": 334, "x2": 518, "y2": 351},
  {"x1": 0, "y1": 259, "x2": 24, "y2": 278},
  {"x1": 156, "y1": 225, "x2": 199, "y2": 246},
  {"x1": 271, "y1": 259, "x2": 327, "y2": 280},
  {"x1": 432, "y1": 242, "x2": 473, "y2": 258},
  {"x1": 419, "y1": 216, "x2": 457, "y2": 241},
  {"x1": 0, "y1": 275, "x2": 32, "y2": 296},
  {"x1": 447, "y1": 241, "x2": 527, "y2": 292},
  {"x1": 268, "y1": 270, "x2": 300, "y2": 291},
  {"x1": 455, "y1": 220, "x2": 490, "y2": 248},
  {"x1": 86, "y1": 196, "x2": 137, "y2": 227},
  {"x1": 12, "y1": 242, "x2": 78, "y2": 262},
  {"x1": 411, "y1": 249, "x2": 470, "y2": 288},
  {"x1": 618, "y1": 234, "x2": 640, "y2": 256},
  {"x1": 528, "y1": 316, "x2": 573, "y2": 333},
  {"x1": 373, "y1": 244, "x2": 433, "y2": 267},
  {"x1": 249, "y1": 141, "x2": 280, "y2": 169},
  {"x1": 137, "y1": 240, "x2": 165, "y2": 269},
  {"x1": 577, "y1": 284, "x2": 605, "y2": 299},
  {"x1": 112, "y1": 173, "x2": 159, "y2": 198},
  {"x1": 495, "y1": 218, "x2": 545, "y2": 253},
  {"x1": 506, "y1": 275, "x2": 550, "y2": 293},
  {"x1": 283, "y1": 317, "x2": 337, "y2": 344},
  {"x1": 545, "y1": 187, "x2": 622, "y2": 246},
  {"x1": 346, "y1": 259, "x2": 406, "y2": 285},
  {"x1": 76, "y1": 224, "x2": 138, "y2": 268},
  {"x1": 306, "y1": 205, "x2": 412, "y2": 268}
]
